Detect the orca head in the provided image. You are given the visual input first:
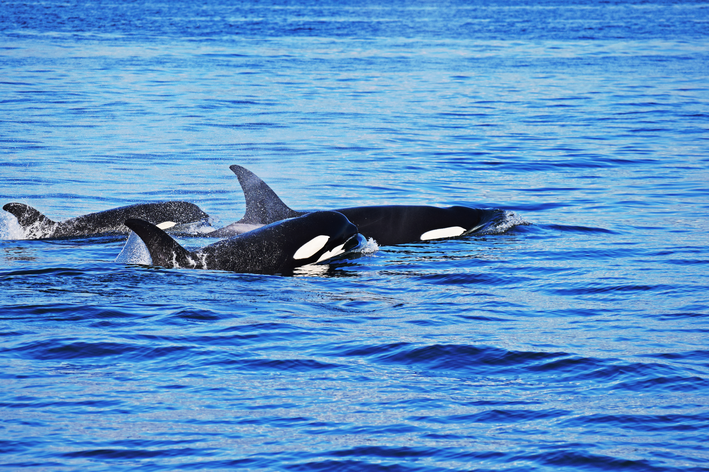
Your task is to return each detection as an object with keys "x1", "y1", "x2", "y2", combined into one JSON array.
[
  {"x1": 418, "y1": 206, "x2": 486, "y2": 241},
  {"x1": 288, "y1": 211, "x2": 363, "y2": 266}
]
